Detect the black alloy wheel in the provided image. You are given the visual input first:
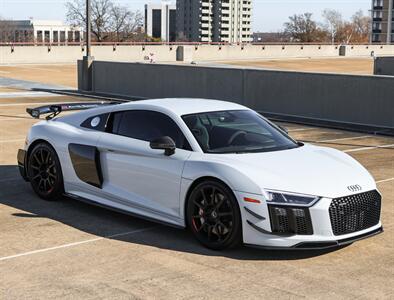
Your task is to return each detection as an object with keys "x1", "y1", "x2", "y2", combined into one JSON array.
[
  {"x1": 187, "y1": 180, "x2": 242, "y2": 250},
  {"x1": 27, "y1": 143, "x2": 63, "y2": 200}
]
